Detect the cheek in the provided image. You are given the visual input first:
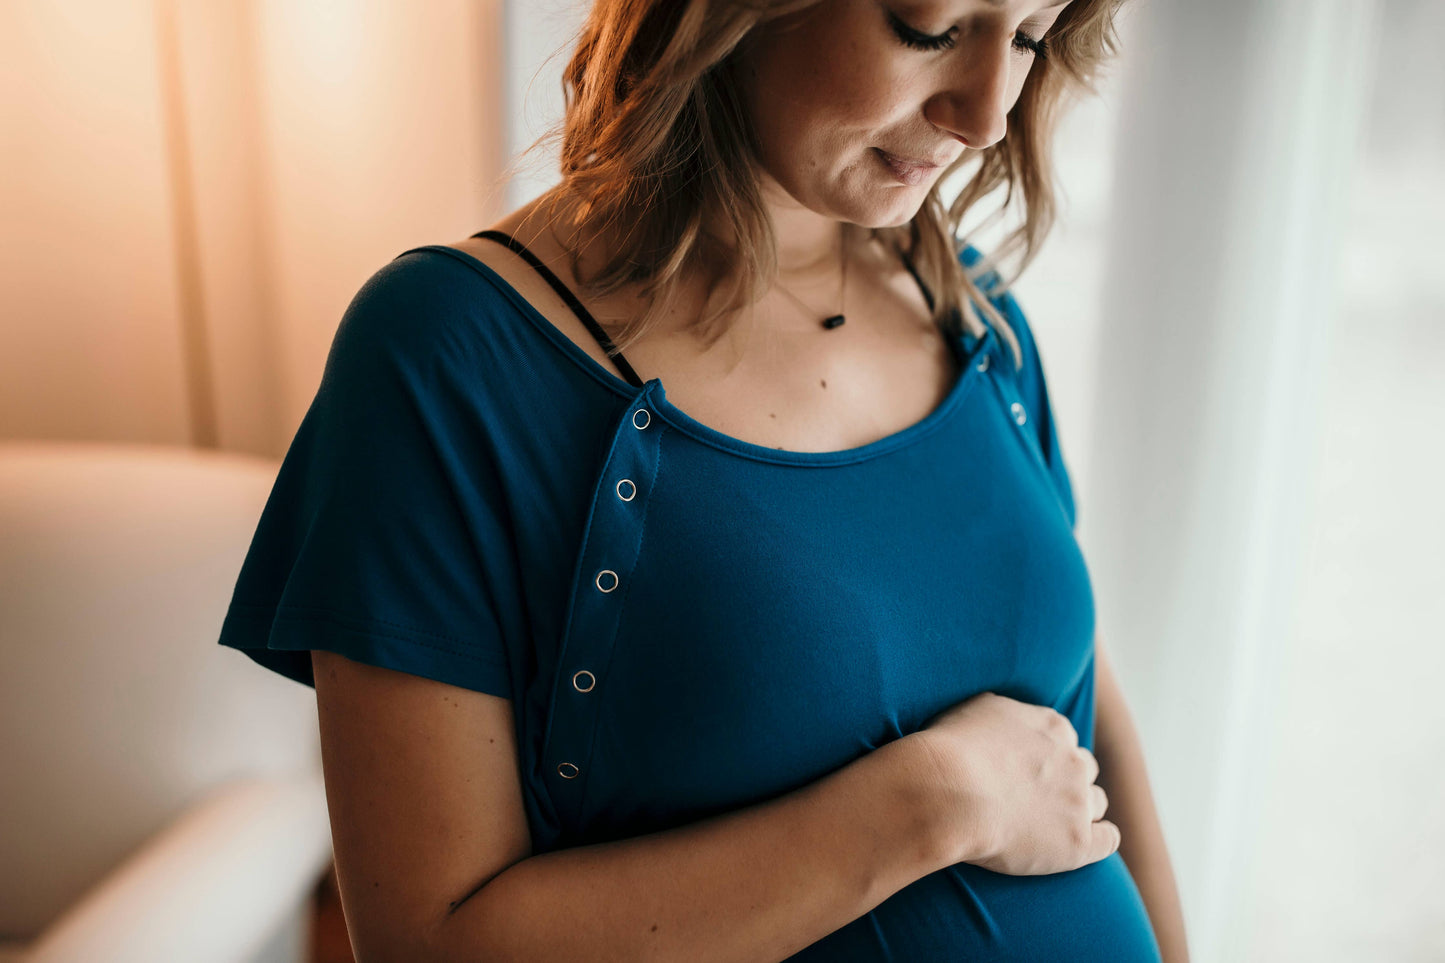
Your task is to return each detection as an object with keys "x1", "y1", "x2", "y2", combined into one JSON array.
[
  {"x1": 749, "y1": 27, "x2": 915, "y2": 168},
  {"x1": 1006, "y1": 58, "x2": 1034, "y2": 112}
]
